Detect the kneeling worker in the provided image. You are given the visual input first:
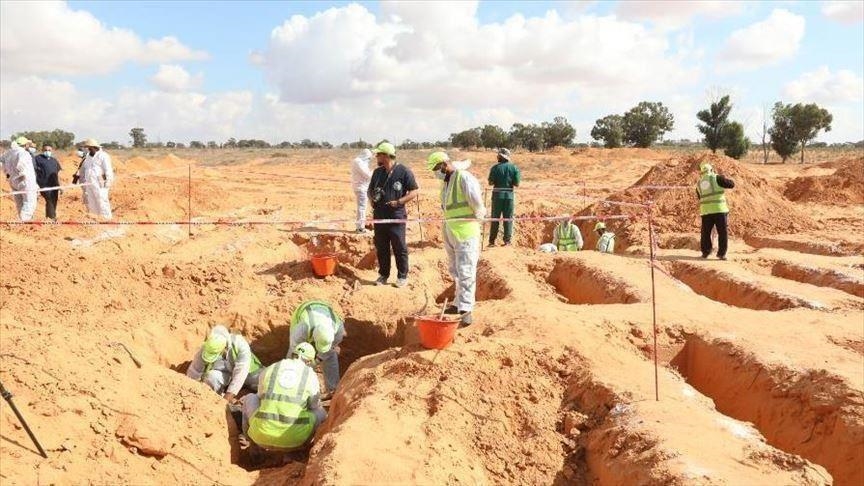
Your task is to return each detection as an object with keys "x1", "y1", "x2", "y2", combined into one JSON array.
[
  {"x1": 553, "y1": 216, "x2": 583, "y2": 251},
  {"x1": 594, "y1": 222, "x2": 616, "y2": 254},
  {"x1": 240, "y1": 342, "x2": 326, "y2": 451},
  {"x1": 186, "y1": 325, "x2": 263, "y2": 402},
  {"x1": 289, "y1": 300, "x2": 345, "y2": 394}
]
